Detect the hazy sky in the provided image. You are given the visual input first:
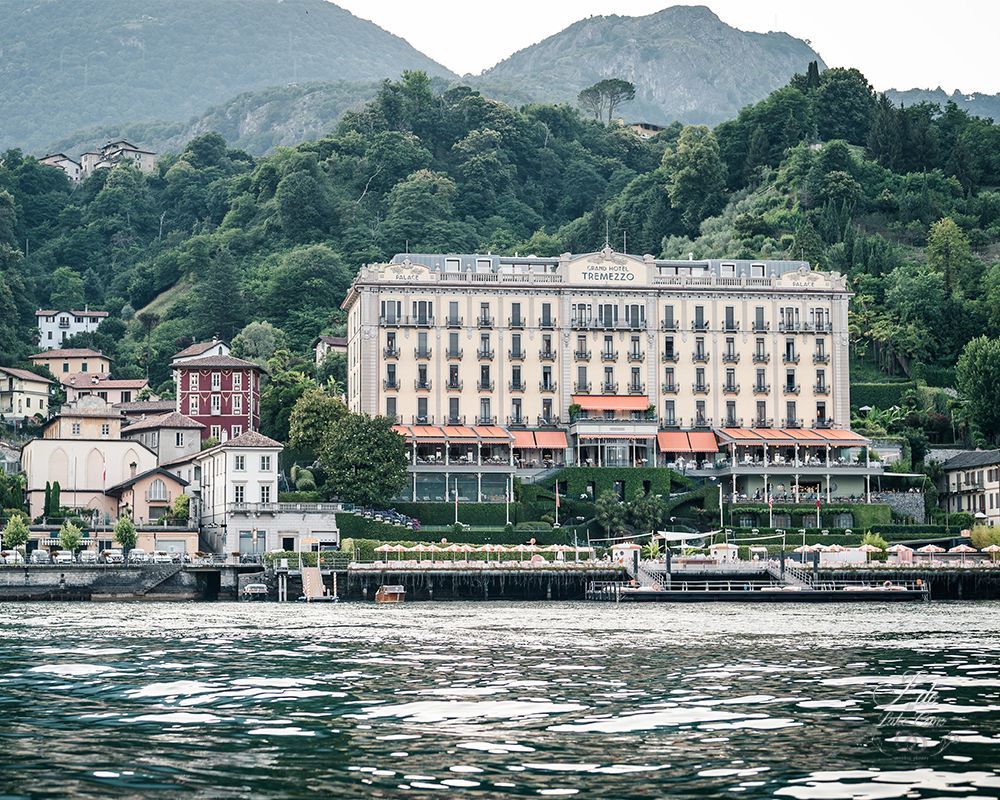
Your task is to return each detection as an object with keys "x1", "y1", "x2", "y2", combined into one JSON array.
[{"x1": 335, "y1": 0, "x2": 1000, "y2": 93}]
